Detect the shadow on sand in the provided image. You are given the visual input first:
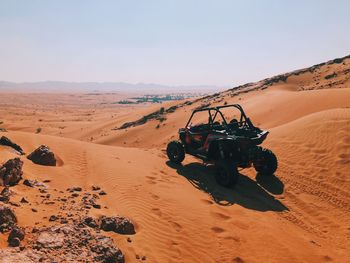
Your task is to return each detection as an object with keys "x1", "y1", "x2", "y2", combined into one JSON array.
[{"x1": 166, "y1": 161, "x2": 287, "y2": 212}]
